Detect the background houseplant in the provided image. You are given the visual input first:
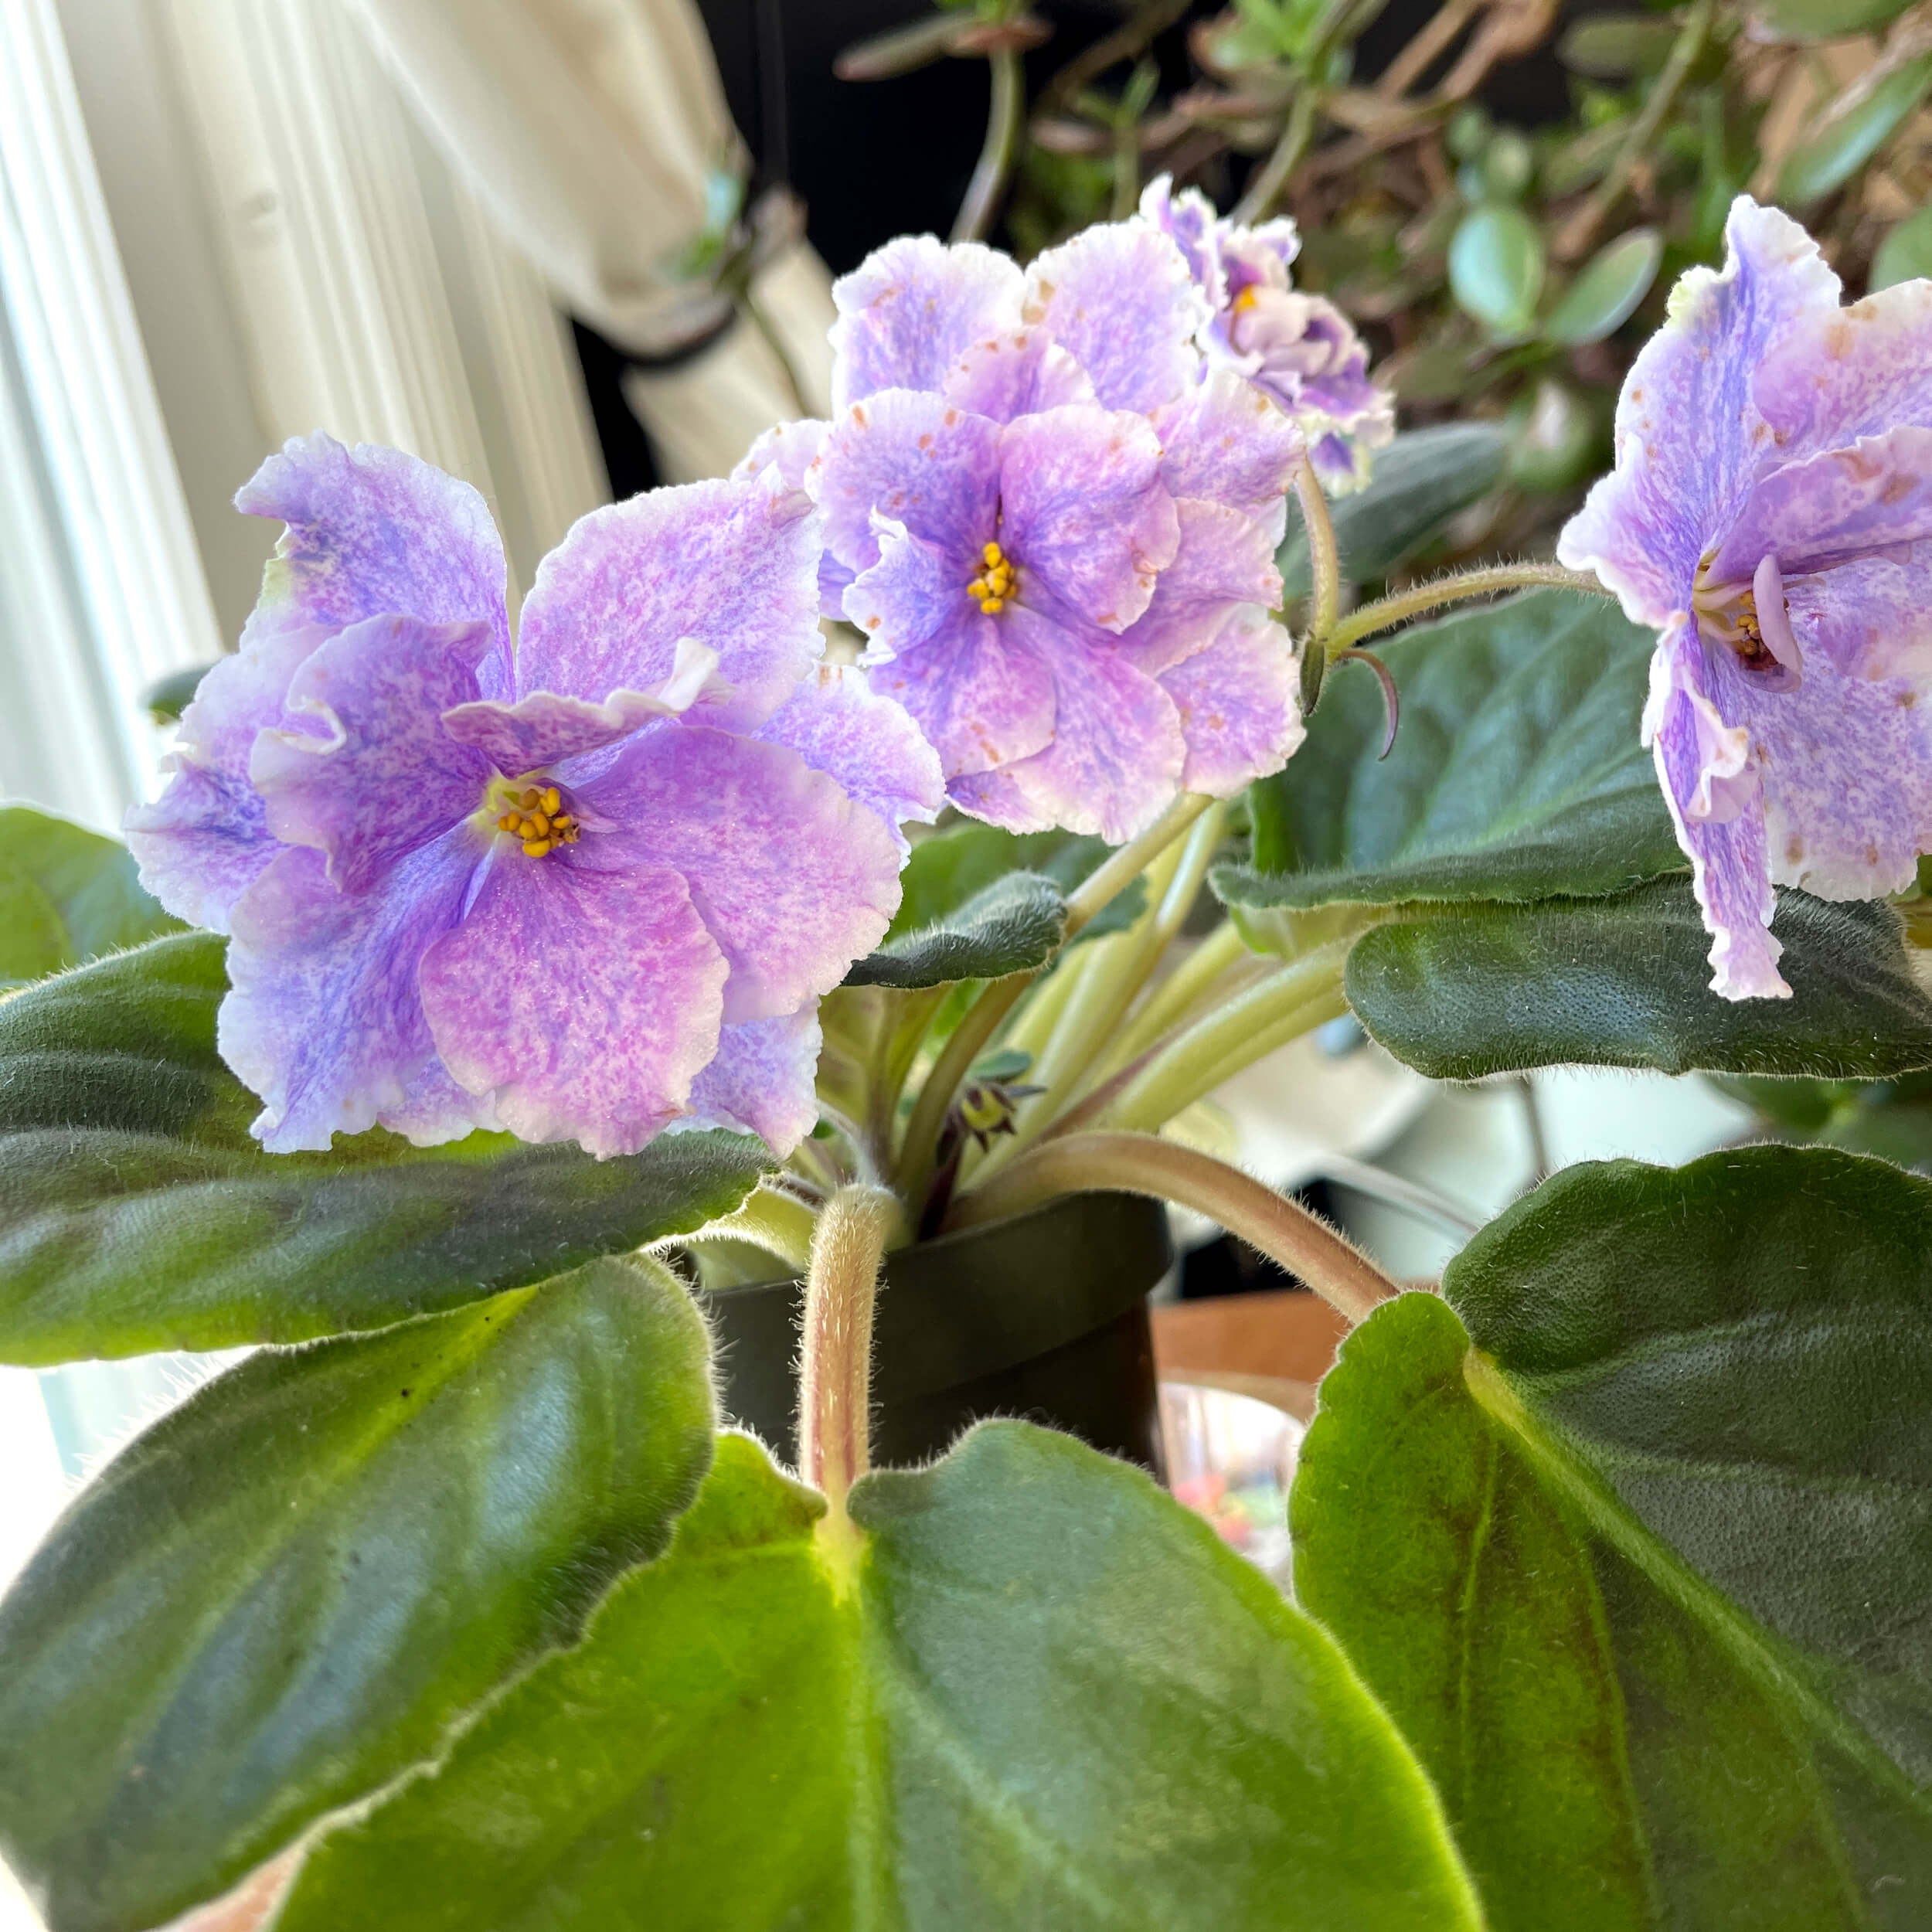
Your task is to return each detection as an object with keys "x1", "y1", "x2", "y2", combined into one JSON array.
[{"x1": 4, "y1": 3, "x2": 1932, "y2": 1926}]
